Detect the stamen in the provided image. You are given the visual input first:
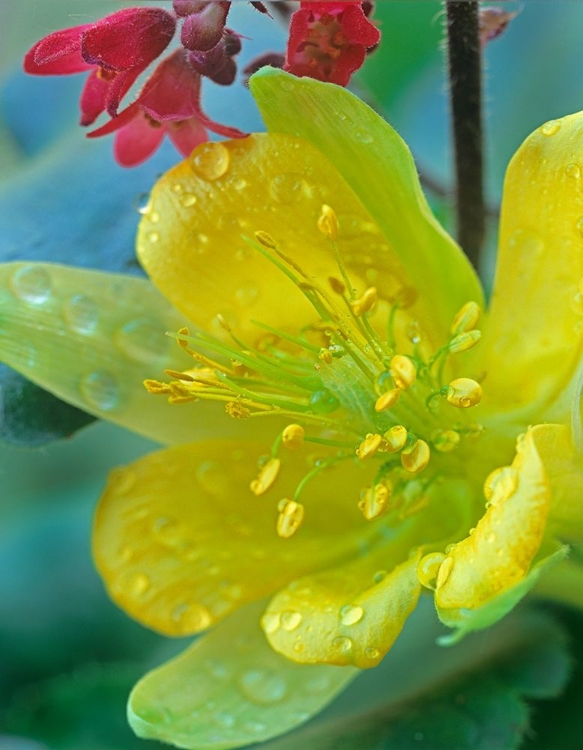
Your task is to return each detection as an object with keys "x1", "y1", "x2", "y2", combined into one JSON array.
[
  {"x1": 277, "y1": 499, "x2": 305, "y2": 538},
  {"x1": 442, "y1": 378, "x2": 482, "y2": 408},
  {"x1": 401, "y1": 439, "x2": 431, "y2": 473},
  {"x1": 282, "y1": 424, "x2": 305, "y2": 451},
  {"x1": 356, "y1": 433, "x2": 383, "y2": 460},
  {"x1": 358, "y1": 481, "x2": 391, "y2": 520},
  {"x1": 250, "y1": 457, "x2": 281, "y2": 495},
  {"x1": 390, "y1": 354, "x2": 417, "y2": 390},
  {"x1": 451, "y1": 301, "x2": 481, "y2": 335},
  {"x1": 375, "y1": 388, "x2": 401, "y2": 412}
]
